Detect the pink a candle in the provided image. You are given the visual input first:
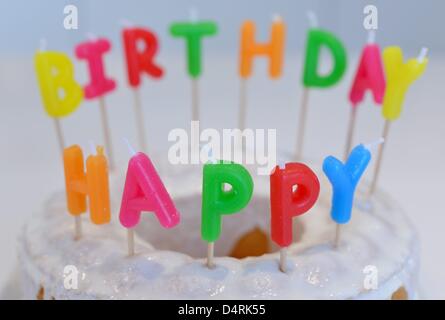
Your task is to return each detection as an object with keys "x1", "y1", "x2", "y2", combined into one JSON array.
[{"x1": 119, "y1": 143, "x2": 180, "y2": 229}]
